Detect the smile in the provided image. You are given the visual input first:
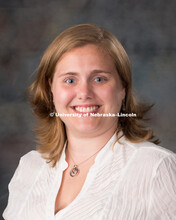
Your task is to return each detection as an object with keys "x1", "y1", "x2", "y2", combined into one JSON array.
[{"x1": 73, "y1": 105, "x2": 100, "y2": 113}]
